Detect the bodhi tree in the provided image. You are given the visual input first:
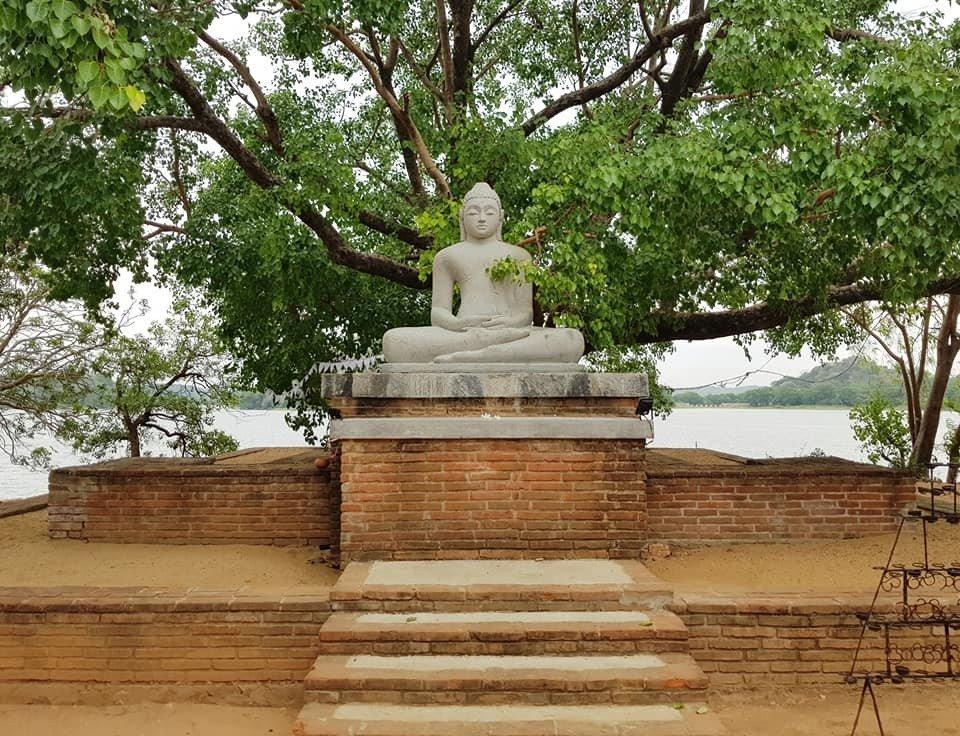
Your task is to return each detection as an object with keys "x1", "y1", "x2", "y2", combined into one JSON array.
[{"x1": 4, "y1": 0, "x2": 960, "y2": 420}]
